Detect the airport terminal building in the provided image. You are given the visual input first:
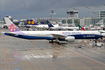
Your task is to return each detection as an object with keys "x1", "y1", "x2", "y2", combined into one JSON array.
[
  {"x1": 27, "y1": 10, "x2": 105, "y2": 27},
  {"x1": 0, "y1": 10, "x2": 105, "y2": 27}
]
